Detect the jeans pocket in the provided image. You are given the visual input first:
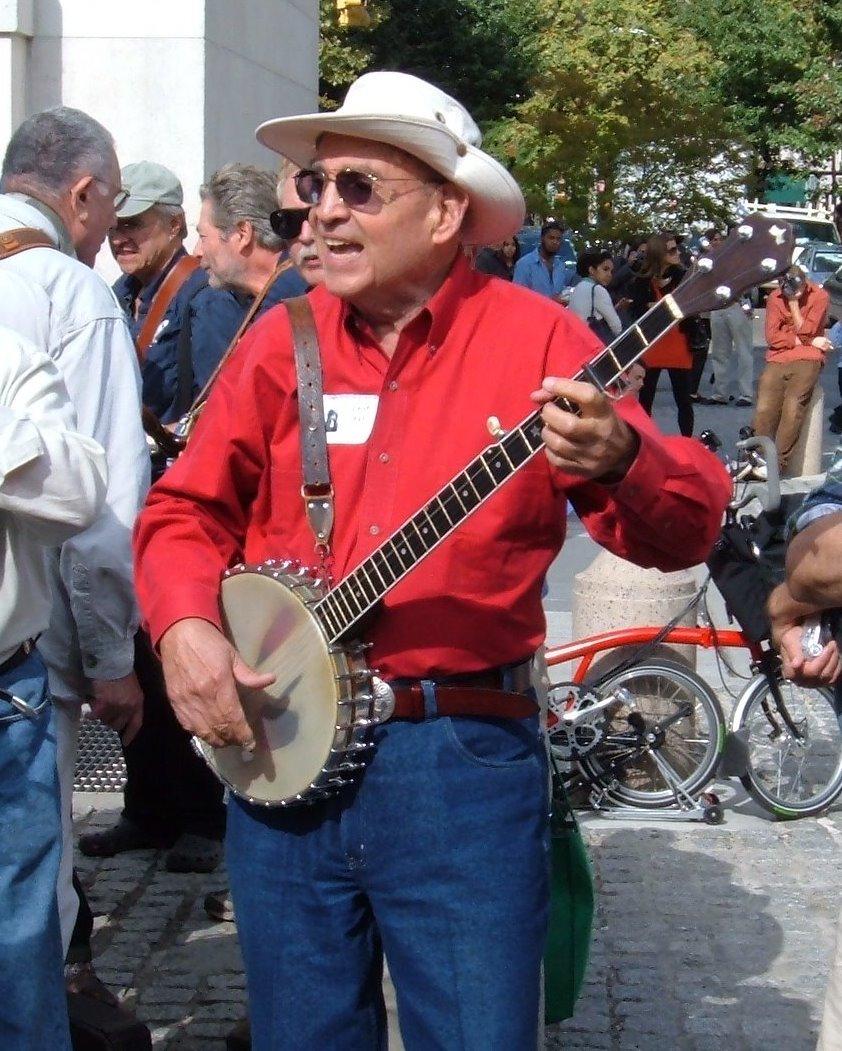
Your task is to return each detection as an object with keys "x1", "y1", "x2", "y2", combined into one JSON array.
[{"x1": 444, "y1": 715, "x2": 542, "y2": 769}]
